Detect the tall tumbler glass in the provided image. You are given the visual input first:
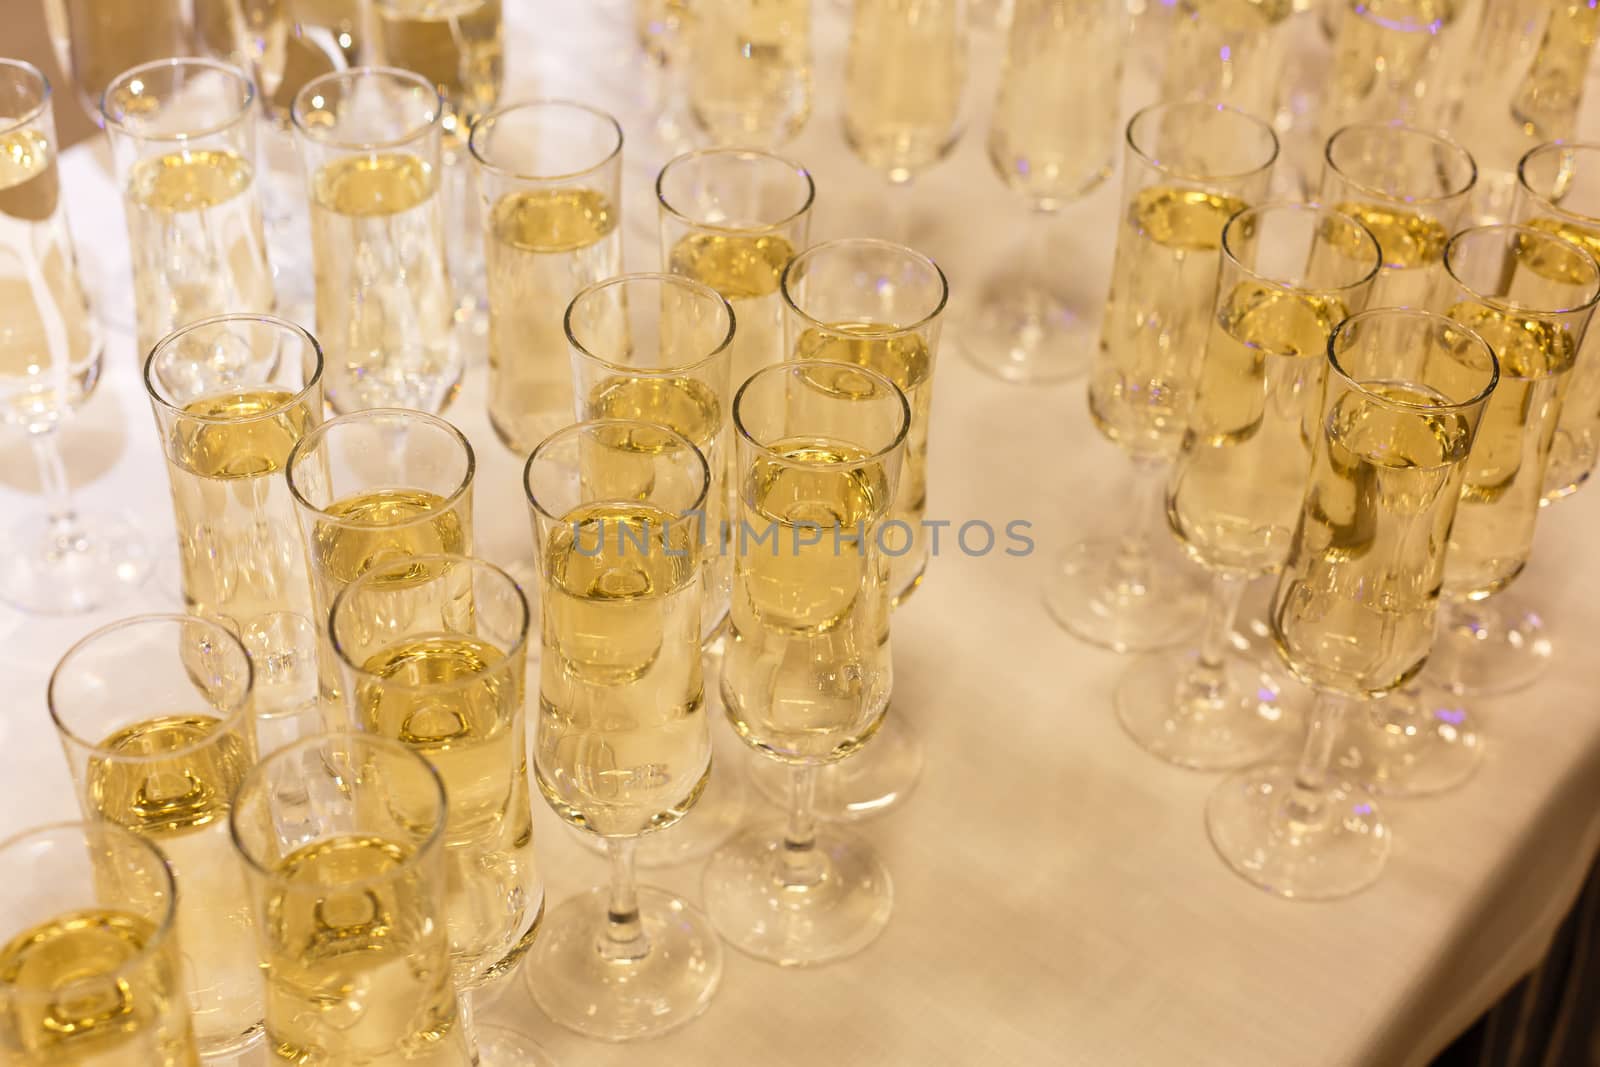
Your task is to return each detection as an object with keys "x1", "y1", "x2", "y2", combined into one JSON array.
[
  {"x1": 1344, "y1": 225, "x2": 1599, "y2": 794},
  {"x1": 703, "y1": 361, "x2": 910, "y2": 965},
  {"x1": 48, "y1": 614, "x2": 262, "y2": 1056},
  {"x1": 685, "y1": 0, "x2": 813, "y2": 148},
  {"x1": 1120, "y1": 203, "x2": 1381, "y2": 769},
  {"x1": 144, "y1": 313, "x2": 324, "y2": 742},
  {"x1": 286, "y1": 408, "x2": 475, "y2": 711},
  {"x1": 42, "y1": 0, "x2": 193, "y2": 123},
  {"x1": 291, "y1": 67, "x2": 459, "y2": 413},
  {"x1": 1049, "y1": 102, "x2": 1278, "y2": 653},
  {"x1": 1207, "y1": 309, "x2": 1497, "y2": 899},
  {"x1": 330, "y1": 555, "x2": 549, "y2": 1065},
  {"x1": 229, "y1": 733, "x2": 473, "y2": 1066},
  {"x1": 0, "y1": 822, "x2": 199, "y2": 1065},
  {"x1": 1318, "y1": 122, "x2": 1477, "y2": 308},
  {"x1": 0, "y1": 58, "x2": 149, "y2": 616},
  {"x1": 102, "y1": 59, "x2": 276, "y2": 361},
  {"x1": 469, "y1": 100, "x2": 623, "y2": 453},
  {"x1": 522, "y1": 419, "x2": 720, "y2": 1039}
]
